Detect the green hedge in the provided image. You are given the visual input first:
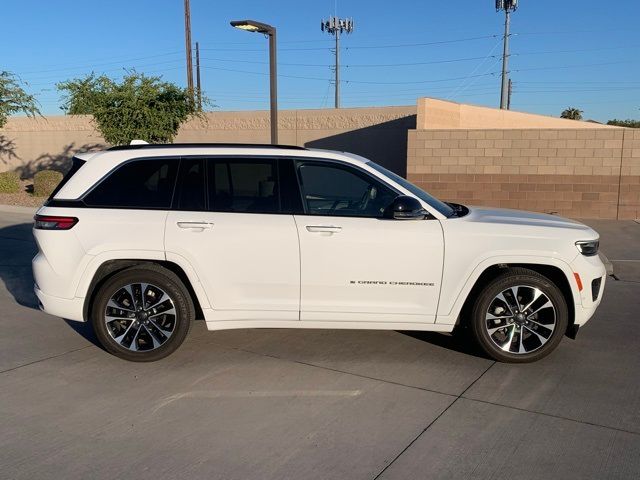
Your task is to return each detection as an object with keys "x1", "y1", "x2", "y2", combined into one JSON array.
[
  {"x1": 33, "y1": 170, "x2": 64, "y2": 197},
  {"x1": 0, "y1": 171, "x2": 20, "y2": 194}
]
